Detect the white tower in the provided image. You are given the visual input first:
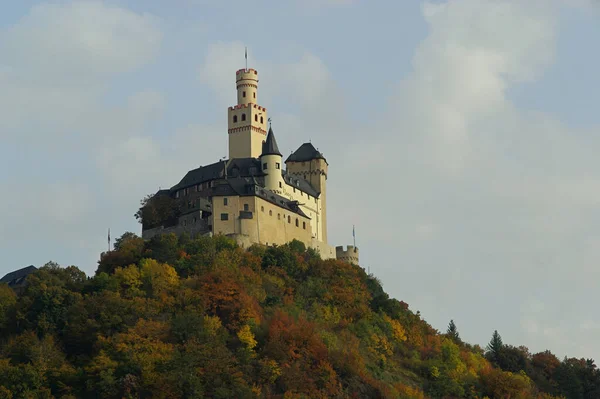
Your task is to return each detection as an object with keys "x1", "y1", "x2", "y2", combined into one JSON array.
[{"x1": 228, "y1": 68, "x2": 268, "y2": 159}]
